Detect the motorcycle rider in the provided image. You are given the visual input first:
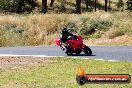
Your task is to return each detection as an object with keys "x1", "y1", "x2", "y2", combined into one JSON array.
[
  {"x1": 60, "y1": 27, "x2": 74, "y2": 51},
  {"x1": 55, "y1": 27, "x2": 92, "y2": 55},
  {"x1": 61, "y1": 27, "x2": 73, "y2": 43}
]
